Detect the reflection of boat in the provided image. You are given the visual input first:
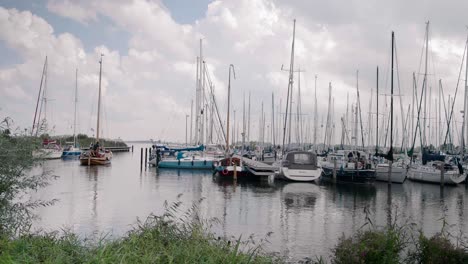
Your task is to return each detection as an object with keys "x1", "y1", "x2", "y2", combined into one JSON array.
[
  {"x1": 280, "y1": 182, "x2": 319, "y2": 209},
  {"x1": 79, "y1": 55, "x2": 112, "y2": 166},
  {"x1": 275, "y1": 151, "x2": 321, "y2": 182}
]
